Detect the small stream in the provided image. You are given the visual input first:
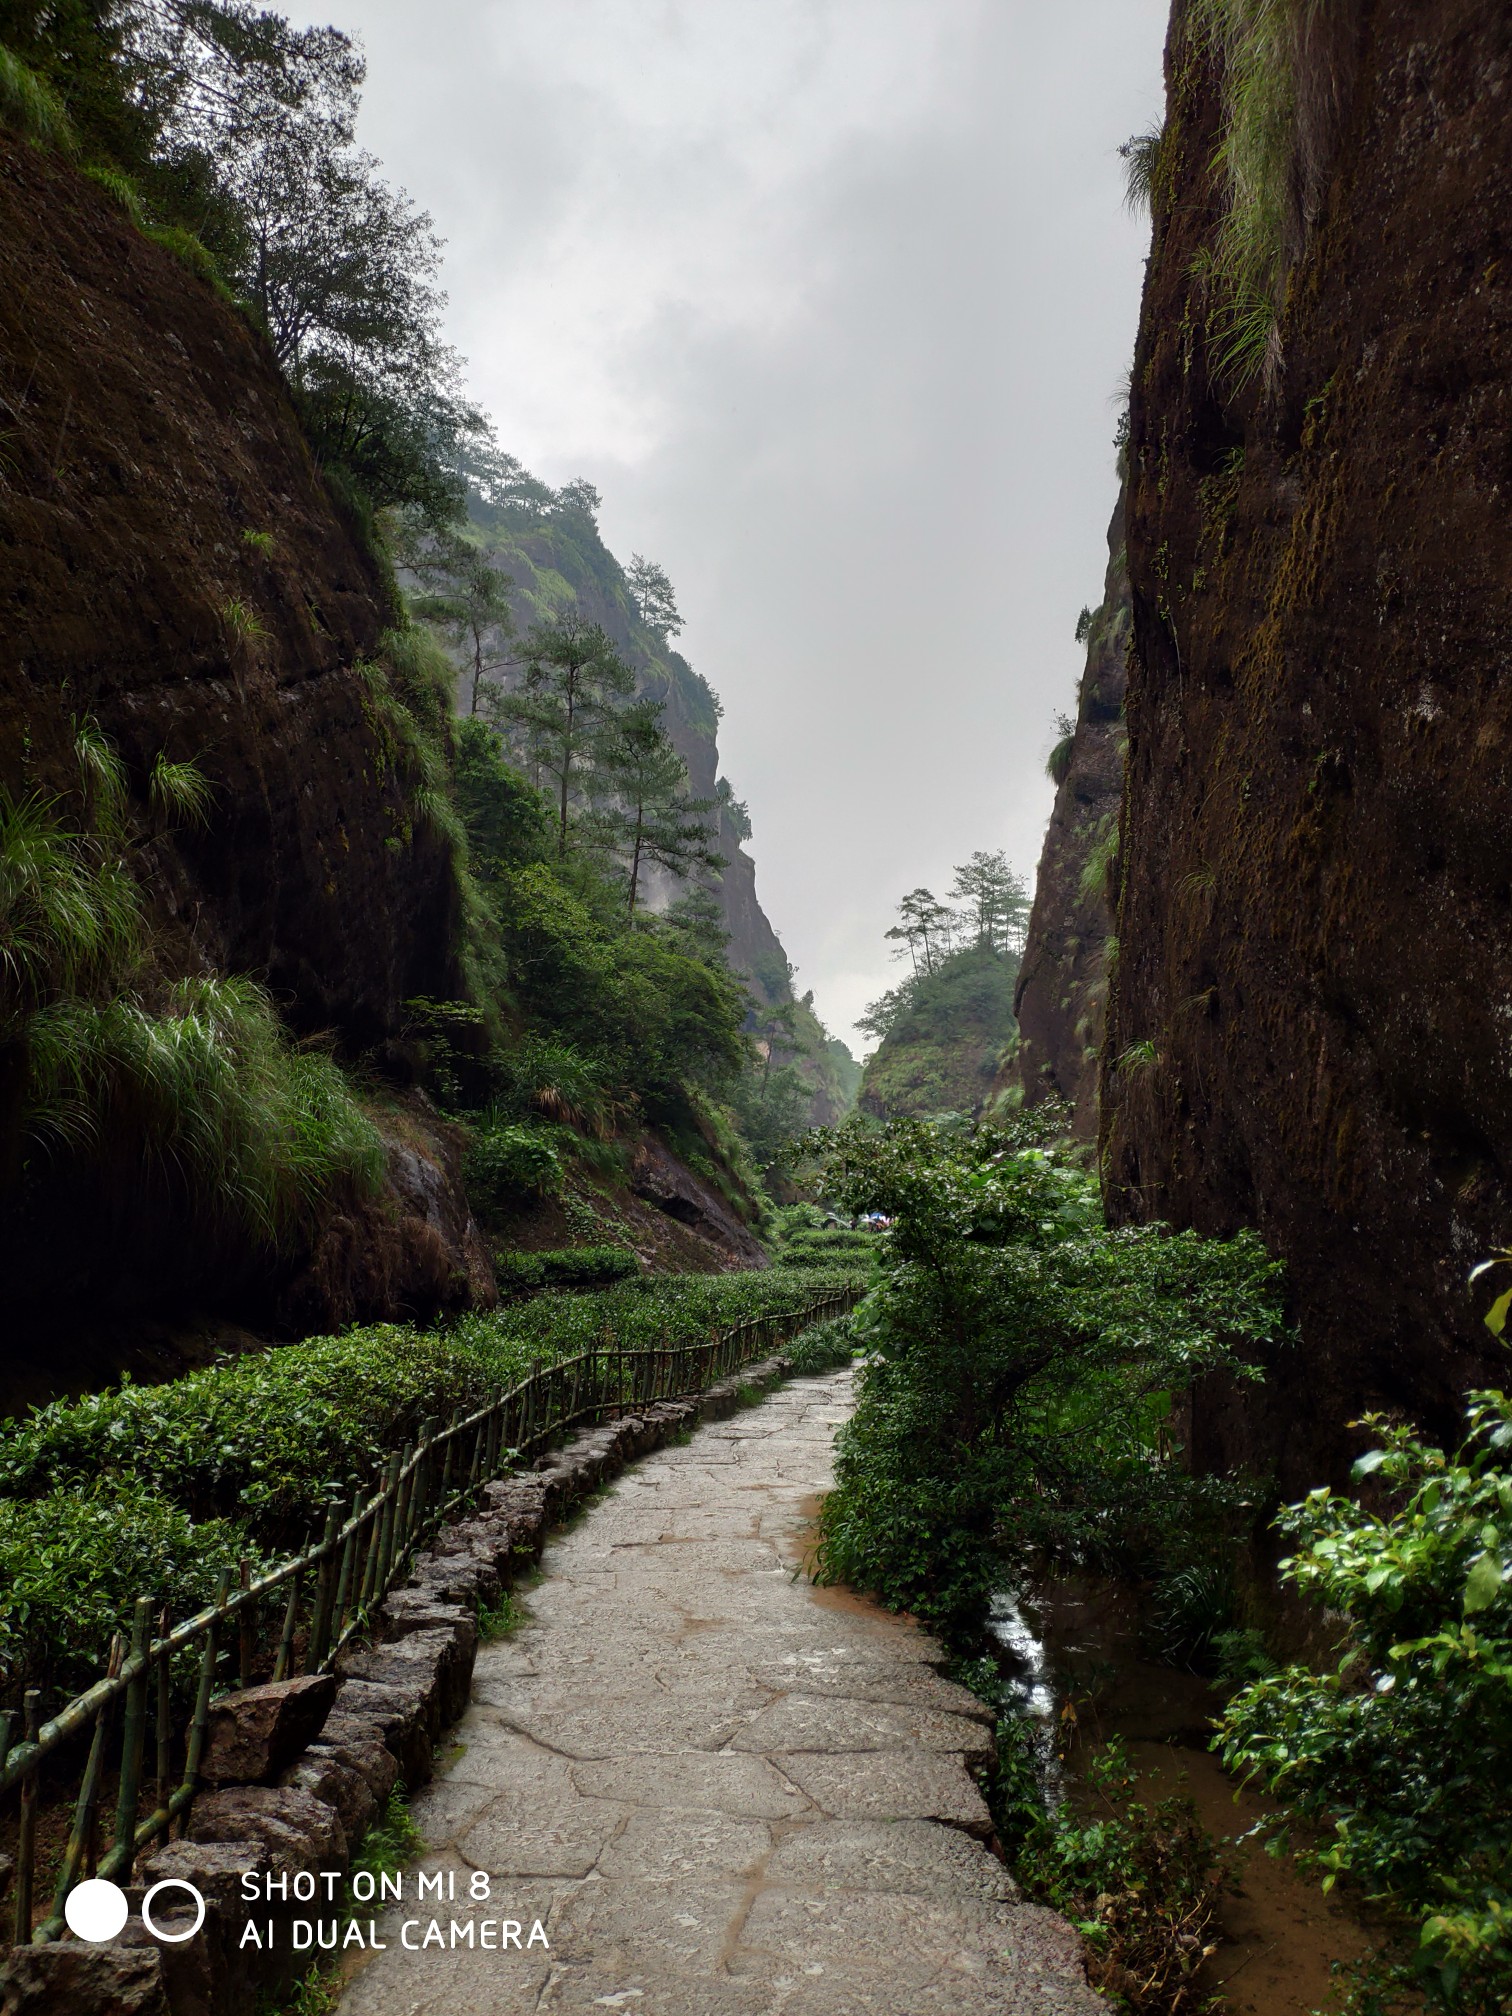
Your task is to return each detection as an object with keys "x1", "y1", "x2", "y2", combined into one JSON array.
[{"x1": 986, "y1": 1574, "x2": 1382, "y2": 2016}]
